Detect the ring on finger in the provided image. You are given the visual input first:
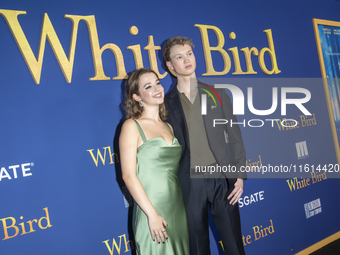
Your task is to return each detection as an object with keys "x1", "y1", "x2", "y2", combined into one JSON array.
[{"x1": 162, "y1": 229, "x2": 166, "y2": 232}]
